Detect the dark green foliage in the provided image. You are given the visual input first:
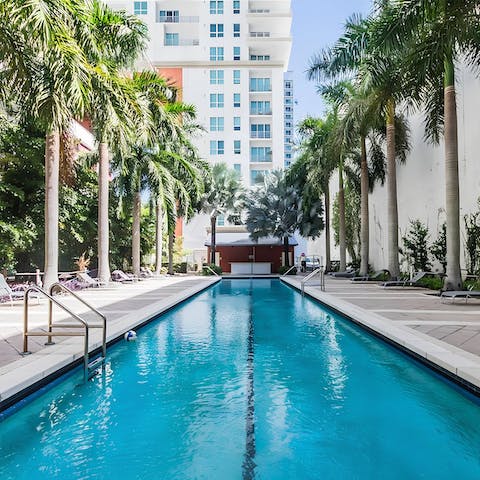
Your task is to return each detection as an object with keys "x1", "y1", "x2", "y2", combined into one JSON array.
[
  {"x1": 401, "y1": 220, "x2": 432, "y2": 272},
  {"x1": 0, "y1": 119, "x2": 45, "y2": 271},
  {"x1": 430, "y1": 223, "x2": 447, "y2": 274},
  {"x1": 202, "y1": 263, "x2": 222, "y2": 276},
  {"x1": 332, "y1": 186, "x2": 361, "y2": 264},
  {"x1": 278, "y1": 266, "x2": 297, "y2": 275},
  {"x1": 464, "y1": 208, "x2": 480, "y2": 276},
  {"x1": 417, "y1": 276, "x2": 443, "y2": 291}
]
